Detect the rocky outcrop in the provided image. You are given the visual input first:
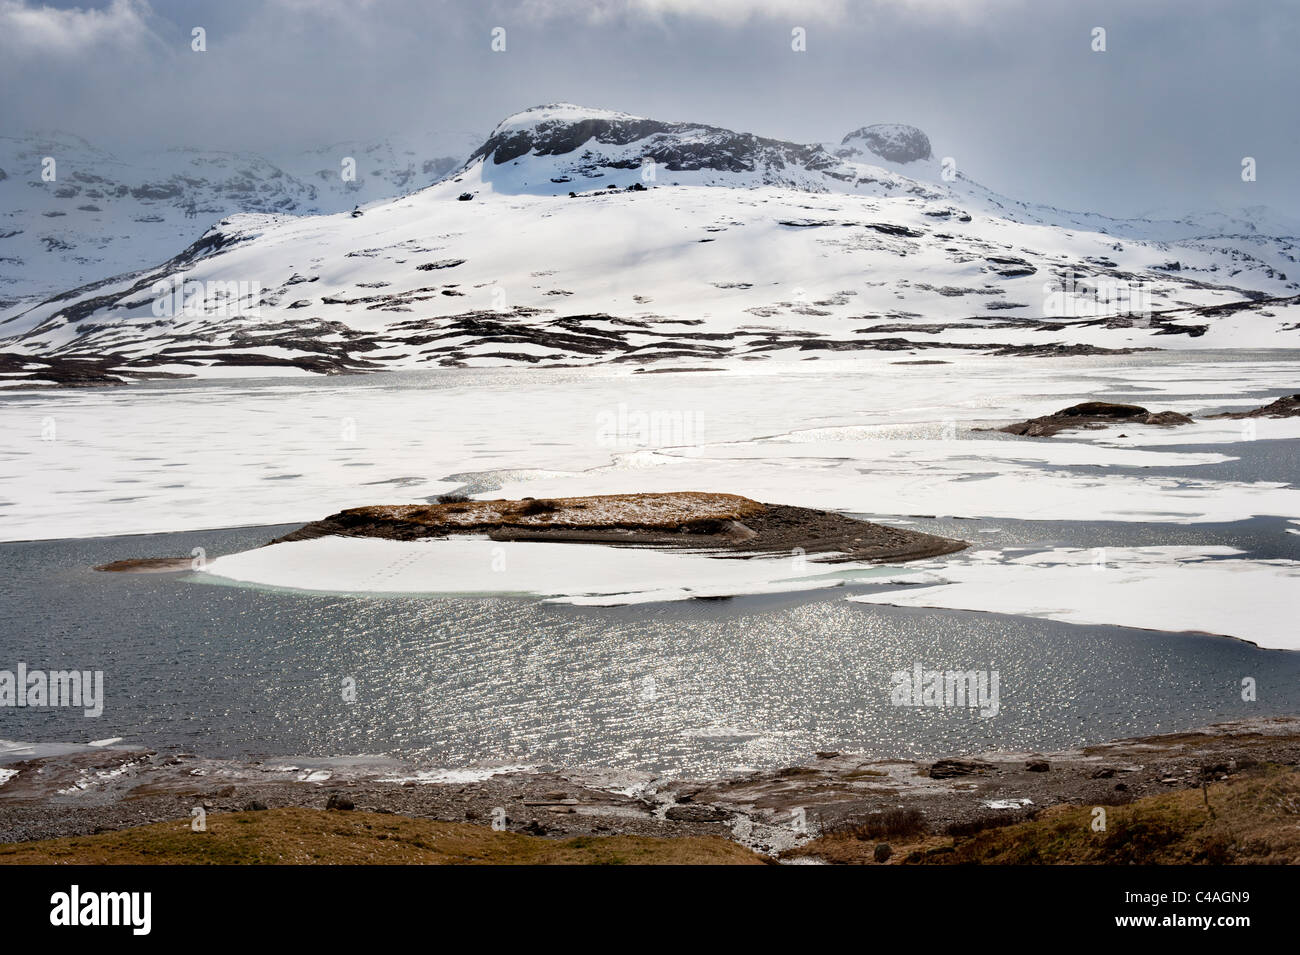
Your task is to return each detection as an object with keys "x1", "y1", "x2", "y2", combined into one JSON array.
[
  {"x1": 466, "y1": 103, "x2": 856, "y2": 186},
  {"x1": 268, "y1": 492, "x2": 968, "y2": 564},
  {"x1": 1207, "y1": 394, "x2": 1300, "y2": 419},
  {"x1": 999, "y1": 401, "x2": 1193, "y2": 437}
]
